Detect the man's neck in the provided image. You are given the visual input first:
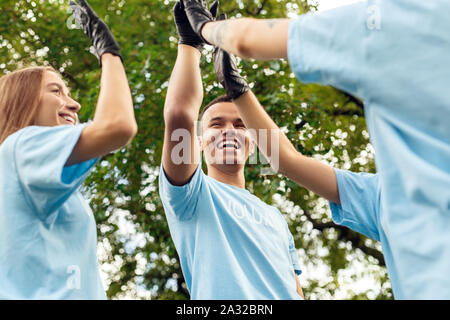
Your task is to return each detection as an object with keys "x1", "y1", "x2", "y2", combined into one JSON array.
[{"x1": 206, "y1": 164, "x2": 246, "y2": 189}]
